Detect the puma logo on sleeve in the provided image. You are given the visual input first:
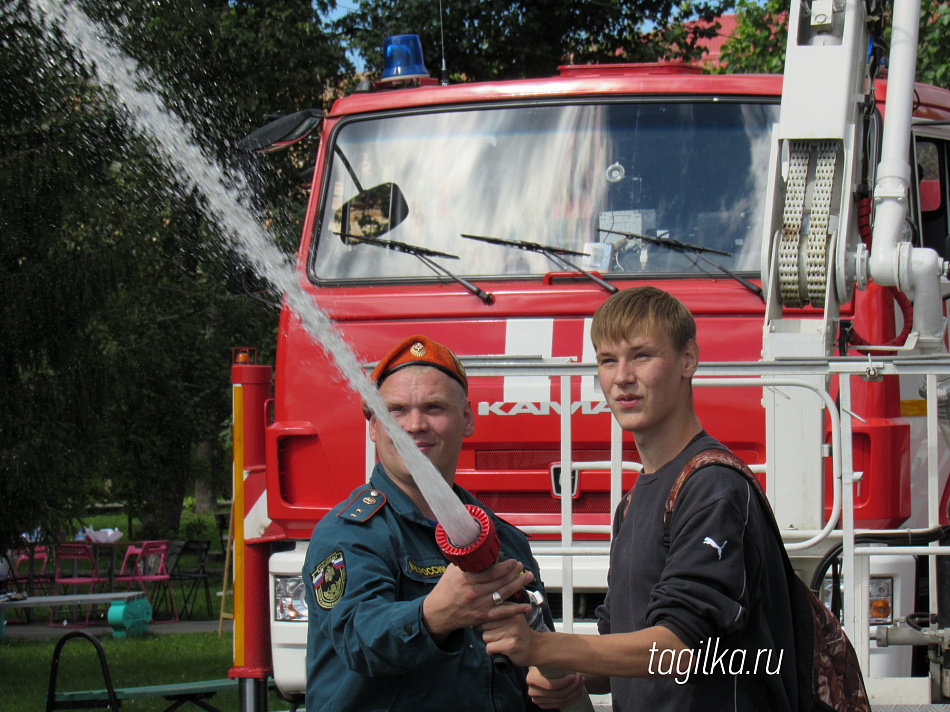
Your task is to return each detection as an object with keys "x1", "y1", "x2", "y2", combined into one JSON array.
[{"x1": 703, "y1": 536, "x2": 726, "y2": 559}]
